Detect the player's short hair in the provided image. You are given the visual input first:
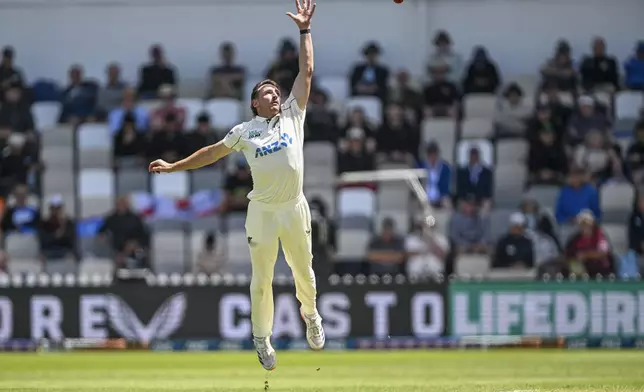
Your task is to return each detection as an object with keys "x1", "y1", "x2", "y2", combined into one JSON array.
[{"x1": 250, "y1": 79, "x2": 280, "y2": 116}]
